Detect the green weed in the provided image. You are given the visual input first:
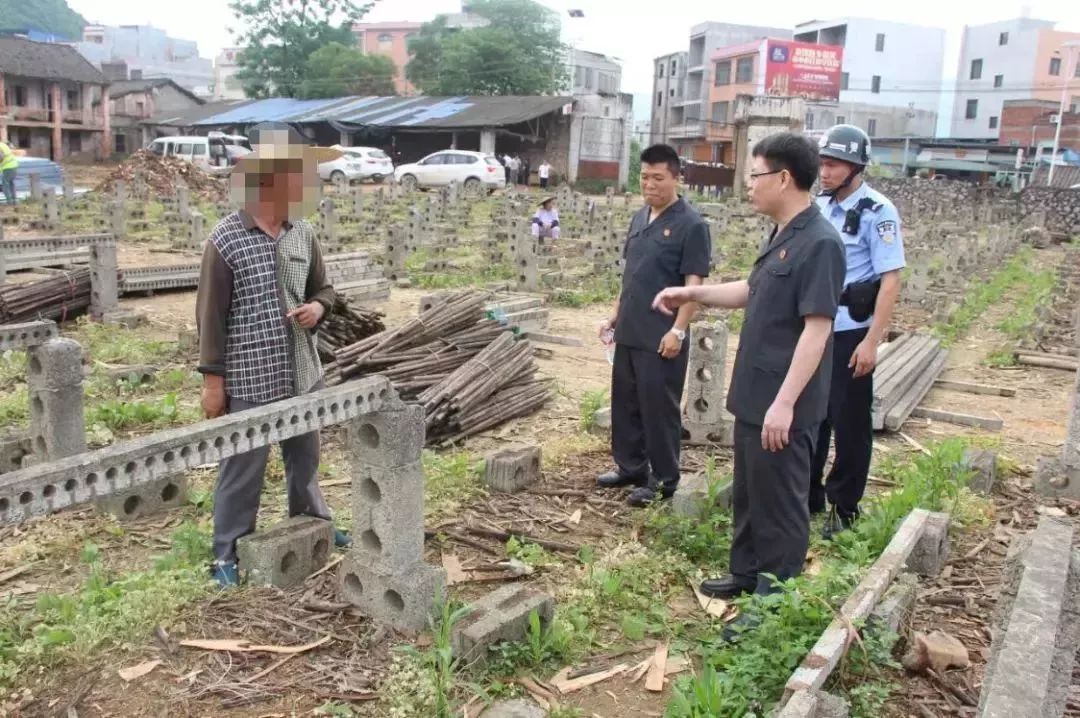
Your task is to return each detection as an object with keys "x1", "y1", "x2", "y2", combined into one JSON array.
[
  {"x1": 985, "y1": 349, "x2": 1017, "y2": 367},
  {"x1": 85, "y1": 393, "x2": 192, "y2": 432},
  {"x1": 551, "y1": 275, "x2": 621, "y2": 308},
  {"x1": 995, "y1": 262, "x2": 1054, "y2": 342},
  {"x1": 0, "y1": 386, "x2": 28, "y2": 427},
  {"x1": 578, "y1": 389, "x2": 609, "y2": 431},
  {"x1": 385, "y1": 601, "x2": 473, "y2": 718},
  {"x1": 506, "y1": 536, "x2": 558, "y2": 569},
  {"x1": 423, "y1": 450, "x2": 486, "y2": 520},
  {"x1": 0, "y1": 350, "x2": 25, "y2": 385},
  {"x1": 0, "y1": 522, "x2": 212, "y2": 688},
  {"x1": 485, "y1": 609, "x2": 574, "y2": 677},
  {"x1": 70, "y1": 318, "x2": 175, "y2": 364}
]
